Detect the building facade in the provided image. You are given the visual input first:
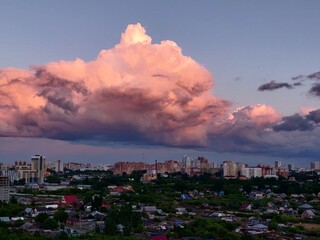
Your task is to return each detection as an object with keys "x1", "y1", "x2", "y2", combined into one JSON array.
[
  {"x1": 311, "y1": 162, "x2": 320, "y2": 170},
  {"x1": 54, "y1": 160, "x2": 64, "y2": 172},
  {"x1": 31, "y1": 155, "x2": 46, "y2": 183},
  {"x1": 241, "y1": 167, "x2": 262, "y2": 179},
  {"x1": 0, "y1": 176, "x2": 10, "y2": 203},
  {"x1": 223, "y1": 160, "x2": 237, "y2": 179}
]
